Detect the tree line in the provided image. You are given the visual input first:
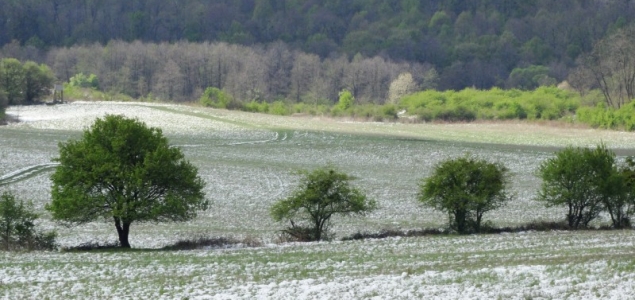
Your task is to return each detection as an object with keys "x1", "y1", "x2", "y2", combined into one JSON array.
[
  {"x1": 40, "y1": 41, "x2": 435, "y2": 105},
  {"x1": 1, "y1": 0, "x2": 635, "y2": 92},
  {"x1": 2, "y1": 115, "x2": 633, "y2": 250},
  {"x1": 0, "y1": 58, "x2": 55, "y2": 122}
]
